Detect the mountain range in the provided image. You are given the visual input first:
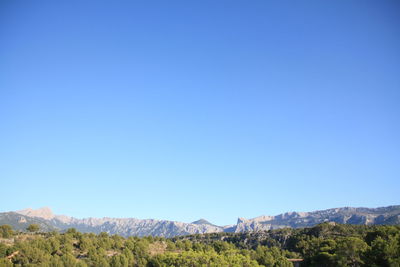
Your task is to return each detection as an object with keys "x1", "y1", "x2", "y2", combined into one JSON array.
[{"x1": 0, "y1": 205, "x2": 399, "y2": 238}]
